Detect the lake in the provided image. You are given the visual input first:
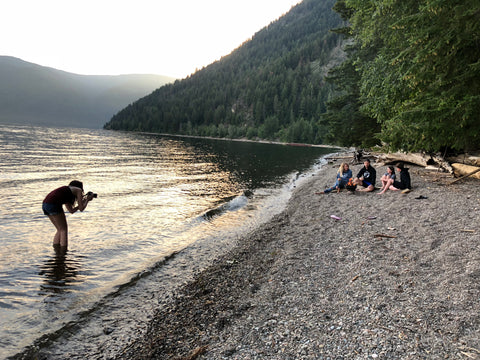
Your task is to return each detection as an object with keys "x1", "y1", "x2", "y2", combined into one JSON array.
[{"x1": 0, "y1": 125, "x2": 335, "y2": 359}]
